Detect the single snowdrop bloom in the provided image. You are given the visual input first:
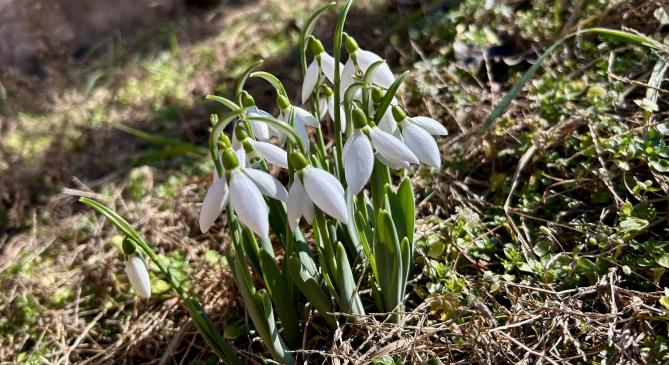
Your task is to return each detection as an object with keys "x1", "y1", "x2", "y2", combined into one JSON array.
[
  {"x1": 390, "y1": 106, "x2": 444, "y2": 168},
  {"x1": 239, "y1": 92, "x2": 274, "y2": 141},
  {"x1": 370, "y1": 88, "x2": 399, "y2": 136},
  {"x1": 199, "y1": 147, "x2": 288, "y2": 237},
  {"x1": 234, "y1": 126, "x2": 288, "y2": 169},
  {"x1": 318, "y1": 86, "x2": 348, "y2": 133},
  {"x1": 287, "y1": 152, "x2": 348, "y2": 231},
  {"x1": 277, "y1": 94, "x2": 318, "y2": 152},
  {"x1": 343, "y1": 108, "x2": 418, "y2": 194},
  {"x1": 302, "y1": 37, "x2": 342, "y2": 104},
  {"x1": 340, "y1": 33, "x2": 395, "y2": 96},
  {"x1": 125, "y1": 254, "x2": 151, "y2": 299}
]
